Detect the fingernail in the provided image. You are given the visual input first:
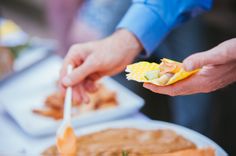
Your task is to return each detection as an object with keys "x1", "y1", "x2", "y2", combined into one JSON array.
[
  {"x1": 184, "y1": 61, "x2": 194, "y2": 71},
  {"x1": 63, "y1": 77, "x2": 72, "y2": 86}
]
